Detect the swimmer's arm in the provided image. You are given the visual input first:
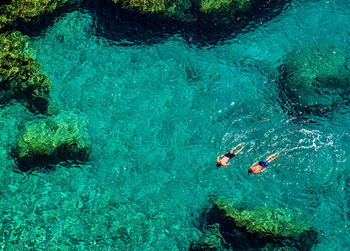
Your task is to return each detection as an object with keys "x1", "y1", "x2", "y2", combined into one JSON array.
[
  {"x1": 257, "y1": 168, "x2": 267, "y2": 173},
  {"x1": 250, "y1": 162, "x2": 258, "y2": 168},
  {"x1": 248, "y1": 162, "x2": 264, "y2": 173},
  {"x1": 222, "y1": 163, "x2": 232, "y2": 166}
]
